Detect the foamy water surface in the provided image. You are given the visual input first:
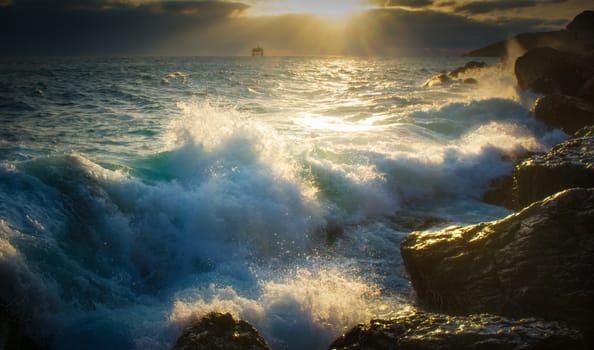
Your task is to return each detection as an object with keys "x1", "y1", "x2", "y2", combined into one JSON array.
[{"x1": 0, "y1": 56, "x2": 566, "y2": 349}]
